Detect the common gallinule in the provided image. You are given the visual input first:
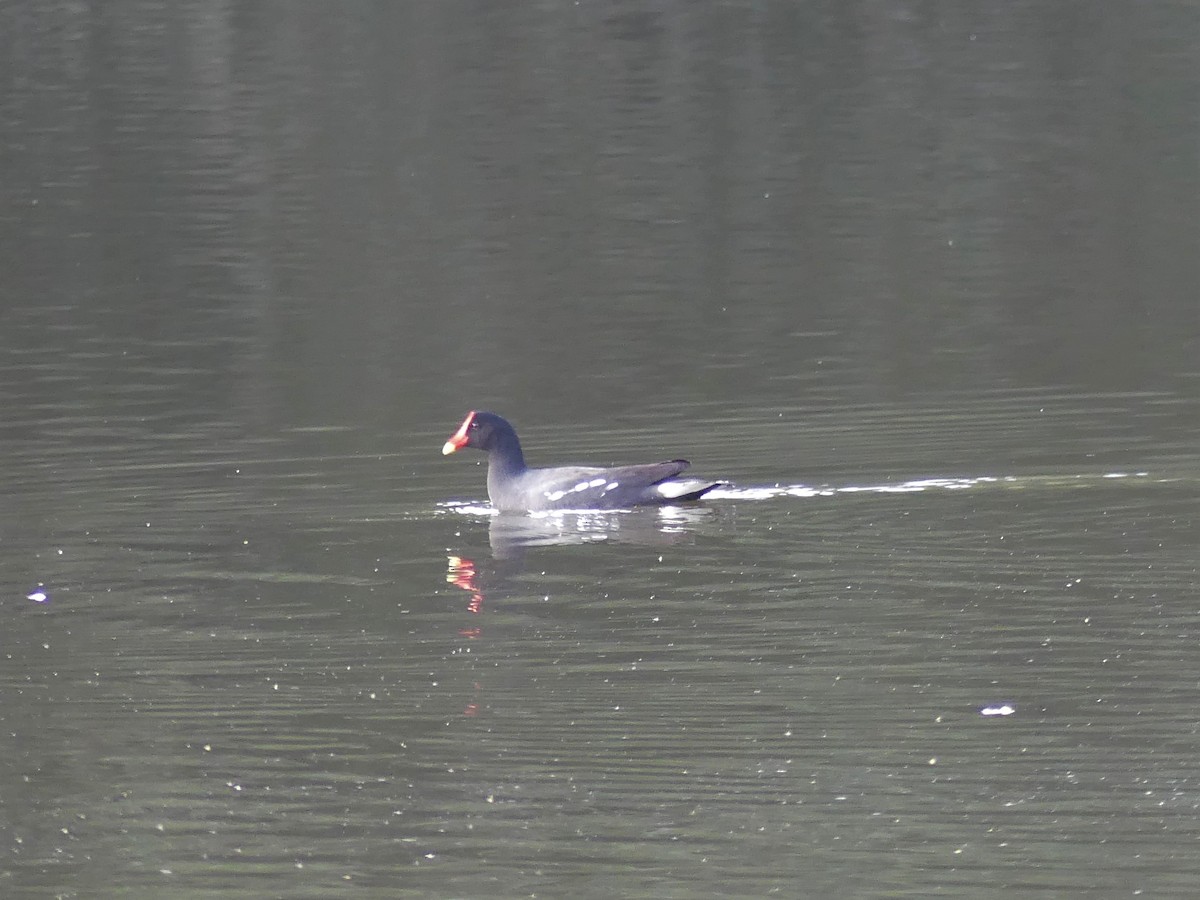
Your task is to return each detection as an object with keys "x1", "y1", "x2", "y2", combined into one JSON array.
[{"x1": 442, "y1": 411, "x2": 721, "y2": 512}]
